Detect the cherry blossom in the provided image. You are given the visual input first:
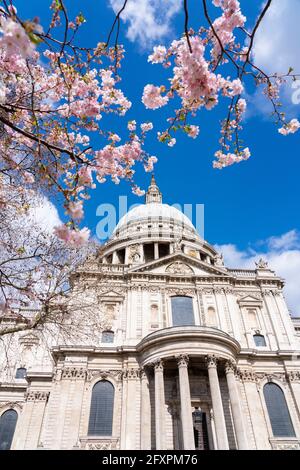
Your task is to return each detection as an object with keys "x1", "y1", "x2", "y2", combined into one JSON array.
[{"x1": 278, "y1": 119, "x2": 300, "y2": 136}]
